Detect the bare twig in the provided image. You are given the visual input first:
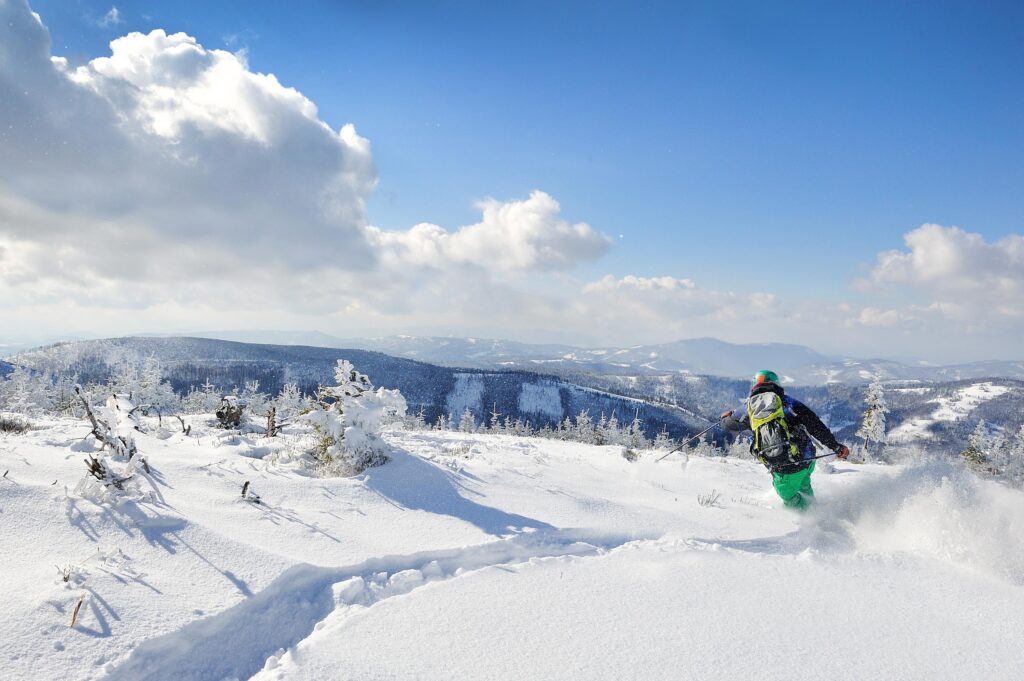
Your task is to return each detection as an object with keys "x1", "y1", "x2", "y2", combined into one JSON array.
[
  {"x1": 69, "y1": 594, "x2": 85, "y2": 628},
  {"x1": 266, "y1": 407, "x2": 277, "y2": 438},
  {"x1": 697, "y1": 489, "x2": 722, "y2": 507},
  {"x1": 74, "y1": 387, "x2": 101, "y2": 439},
  {"x1": 241, "y1": 480, "x2": 261, "y2": 504}
]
